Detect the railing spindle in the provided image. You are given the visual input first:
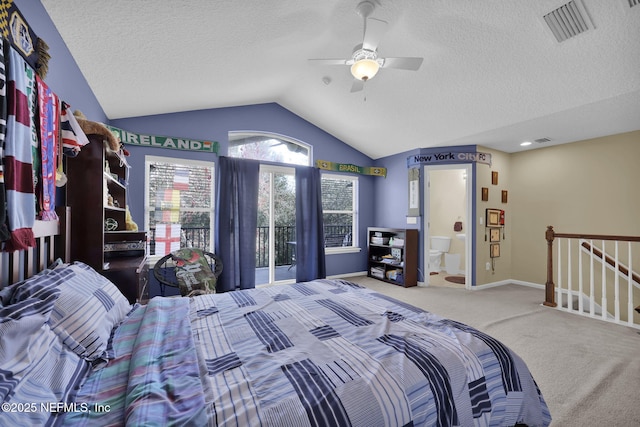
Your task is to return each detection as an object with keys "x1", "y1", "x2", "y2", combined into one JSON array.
[
  {"x1": 578, "y1": 239, "x2": 584, "y2": 314},
  {"x1": 601, "y1": 240, "x2": 607, "y2": 321},
  {"x1": 588, "y1": 240, "x2": 595, "y2": 316},
  {"x1": 614, "y1": 241, "x2": 620, "y2": 322},
  {"x1": 628, "y1": 241, "x2": 633, "y2": 327},
  {"x1": 545, "y1": 227, "x2": 640, "y2": 329}
]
